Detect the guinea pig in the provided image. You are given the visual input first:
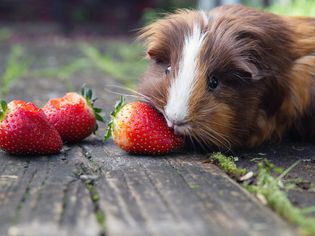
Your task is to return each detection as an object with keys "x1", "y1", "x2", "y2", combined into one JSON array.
[{"x1": 137, "y1": 4, "x2": 315, "y2": 150}]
